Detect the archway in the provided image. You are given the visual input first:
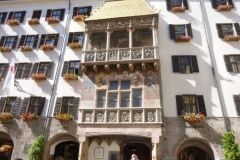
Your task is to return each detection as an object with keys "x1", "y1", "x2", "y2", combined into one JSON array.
[
  {"x1": 0, "y1": 133, "x2": 14, "y2": 160},
  {"x1": 54, "y1": 141, "x2": 79, "y2": 160}
]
